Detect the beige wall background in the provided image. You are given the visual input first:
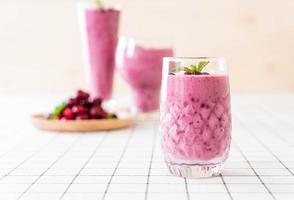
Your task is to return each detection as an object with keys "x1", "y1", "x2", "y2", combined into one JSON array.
[{"x1": 0, "y1": 0, "x2": 294, "y2": 95}]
